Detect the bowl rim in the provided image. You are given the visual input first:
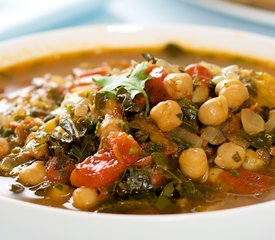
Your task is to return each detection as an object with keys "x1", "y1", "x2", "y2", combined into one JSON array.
[{"x1": 0, "y1": 23, "x2": 275, "y2": 69}]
